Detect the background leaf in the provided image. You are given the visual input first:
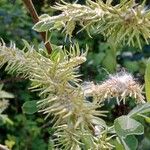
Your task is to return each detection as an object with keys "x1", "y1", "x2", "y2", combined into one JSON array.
[
  {"x1": 145, "y1": 58, "x2": 150, "y2": 101},
  {"x1": 22, "y1": 100, "x2": 38, "y2": 114},
  {"x1": 128, "y1": 102, "x2": 150, "y2": 118},
  {"x1": 121, "y1": 135, "x2": 138, "y2": 150}
]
